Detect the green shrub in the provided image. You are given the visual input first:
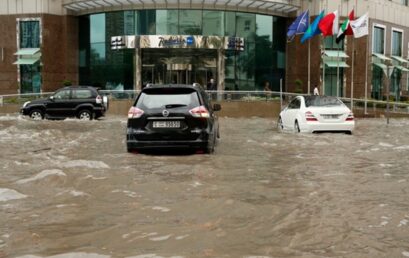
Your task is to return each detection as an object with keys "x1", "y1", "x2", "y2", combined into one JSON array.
[{"x1": 62, "y1": 80, "x2": 72, "y2": 86}]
